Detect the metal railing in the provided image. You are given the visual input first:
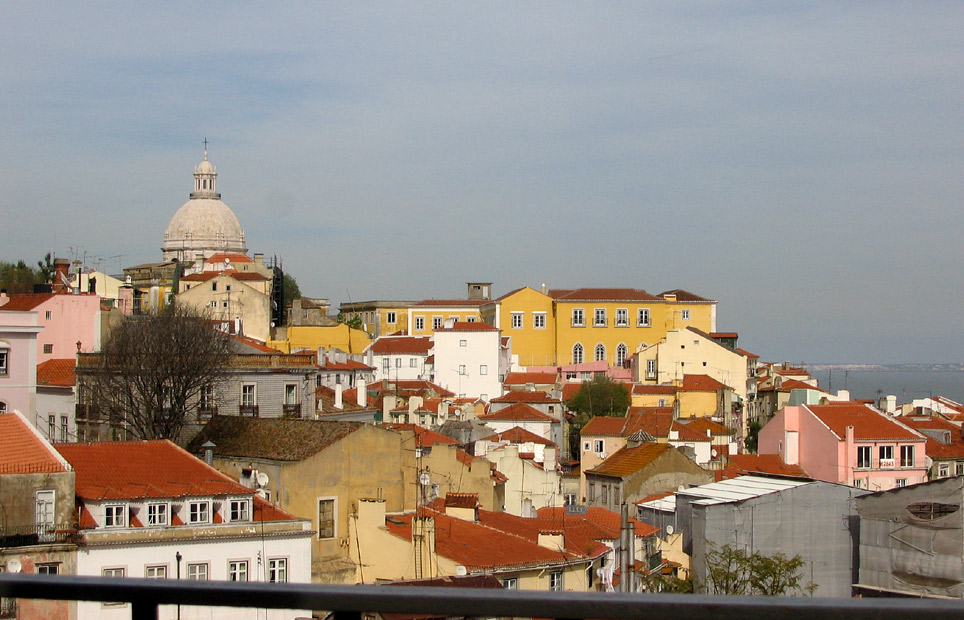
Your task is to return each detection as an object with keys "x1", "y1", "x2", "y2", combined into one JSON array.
[
  {"x1": 0, "y1": 524, "x2": 74, "y2": 547},
  {"x1": 2, "y1": 574, "x2": 964, "y2": 620}
]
